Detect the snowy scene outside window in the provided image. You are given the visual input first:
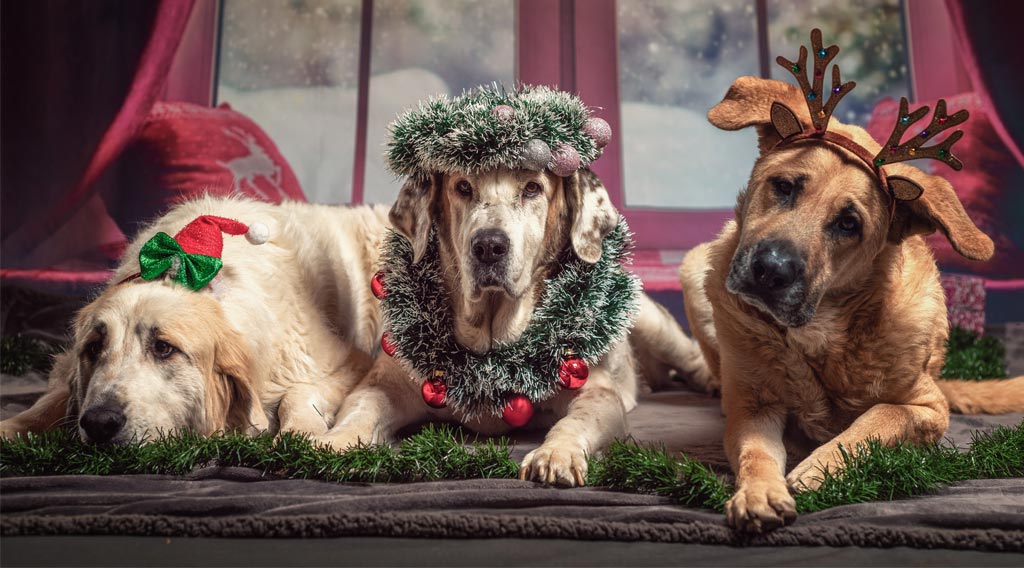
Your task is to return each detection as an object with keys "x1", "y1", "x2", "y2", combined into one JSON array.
[
  {"x1": 217, "y1": 0, "x2": 513, "y2": 204},
  {"x1": 618, "y1": 0, "x2": 910, "y2": 209},
  {"x1": 217, "y1": 0, "x2": 908, "y2": 210}
]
